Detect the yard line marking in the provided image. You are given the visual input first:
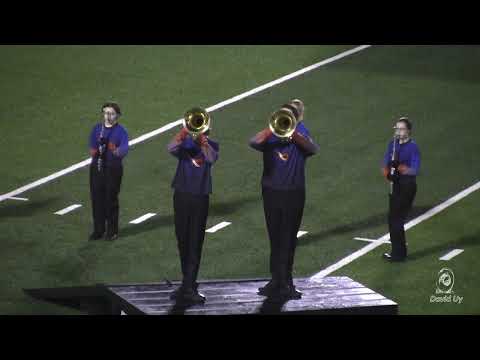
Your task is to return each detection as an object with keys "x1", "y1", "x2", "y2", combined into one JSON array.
[
  {"x1": 0, "y1": 45, "x2": 372, "y2": 203},
  {"x1": 127, "y1": 119, "x2": 183, "y2": 147},
  {"x1": 0, "y1": 159, "x2": 92, "y2": 204},
  {"x1": 206, "y1": 222, "x2": 232, "y2": 233},
  {"x1": 354, "y1": 237, "x2": 391, "y2": 244},
  {"x1": 297, "y1": 231, "x2": 309, "y2": 238},
  {"x1": 439, "y1": 249, "x2": 464, "y2": 261},
  {"x1": 8, "y1": 197, "x2": 29, "y2": 201},
  {"x1": 129, "y1": 213, "x2": 157, "y2": 225},
  {"x1": 311, "y1": 180, "x2": 480, "y2": 281},
  {"x1": 204, "y1": 45, "x2": 372, "y2": 113},
  {"x1": 54, "y1": 204, "x2": 82, "y2": 215}
]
